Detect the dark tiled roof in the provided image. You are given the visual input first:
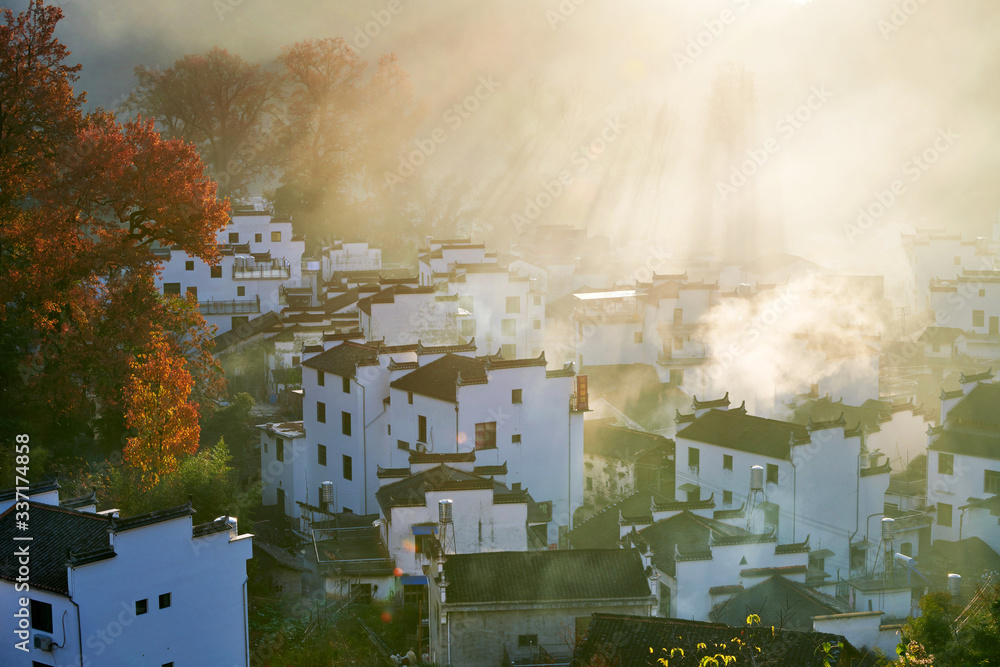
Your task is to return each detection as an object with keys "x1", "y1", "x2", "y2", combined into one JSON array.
[
  {"x1": 115, "y1": 503, "x2": 194, "y2": 532},
  {"x1": 574, "y1": 613, "x2": 855, "y2": 667},
  {"x1": 946, "y1": 382, "x2": 1000, "y2": 428},
  {"x1": 0, "y1": 503, "x2": 111, "y2": 594},
  {"x1": 677, "y1": 410, "x2": 809, "y2": 460},
  {"x1": 0, "y1": 478, "x2": 60, "y2": 502},
  {"x1": 442, "y1": 549, "x2": 651, "y2": 604},
  {"x1": 790, "y1": 397, "x2": 891, "y2": 432},
  {"x1": 59, "y1": 491, "x2": 97, "y2": 510},
  {"x1": 929, "y1": 429, "x2": 1000, "y2": 459},
  {"x1": 711, "y1": 575, "x2": 853, "y2": 633},
  {"x1": 584, "y1": 421, "x2": 672, "y2": 461},
  {"x1": 390, "y1": 354, "x2": 486, "y2": 402},
  {"x1": 636, "y1": 511, "x2": 756, "y2": 577},
  {"x1": 692, "y1": 392, "x2": 730, "y2": 410},
  {"x1": 301, "y1": 341, "x2": 378, "y2": 377},
  {"x1": 376, "y1": 464, "x2": 522, "y2": 516},
  {"x1": 567, "y1": 487, "x2": 674, "y2": 550},
  {"x1": 916, "y1": 536, "x2": 1000, "y2": 580}
]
